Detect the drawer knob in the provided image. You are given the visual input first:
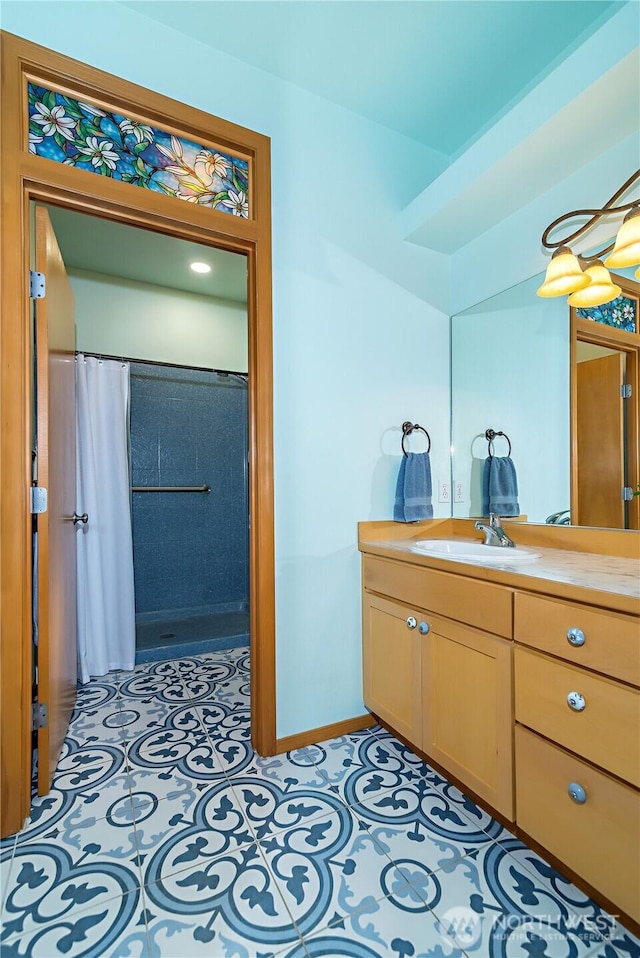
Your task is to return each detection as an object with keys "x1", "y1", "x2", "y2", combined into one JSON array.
[
  {"x1": 568, "y1": 782, "x2": 587, "y2": 805},
  {"x1": 406, "y1": 616, "x2": 417, "y2": 630},
  {"x1": 418, "y1": 621, "x2": 430, "y2": 635},
  {"x1": 567, "y1": 691, "x2": 586, "y2": 712},
  {"x1": 567, "y1": 627, "x2": 586, "y2": 647}
]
